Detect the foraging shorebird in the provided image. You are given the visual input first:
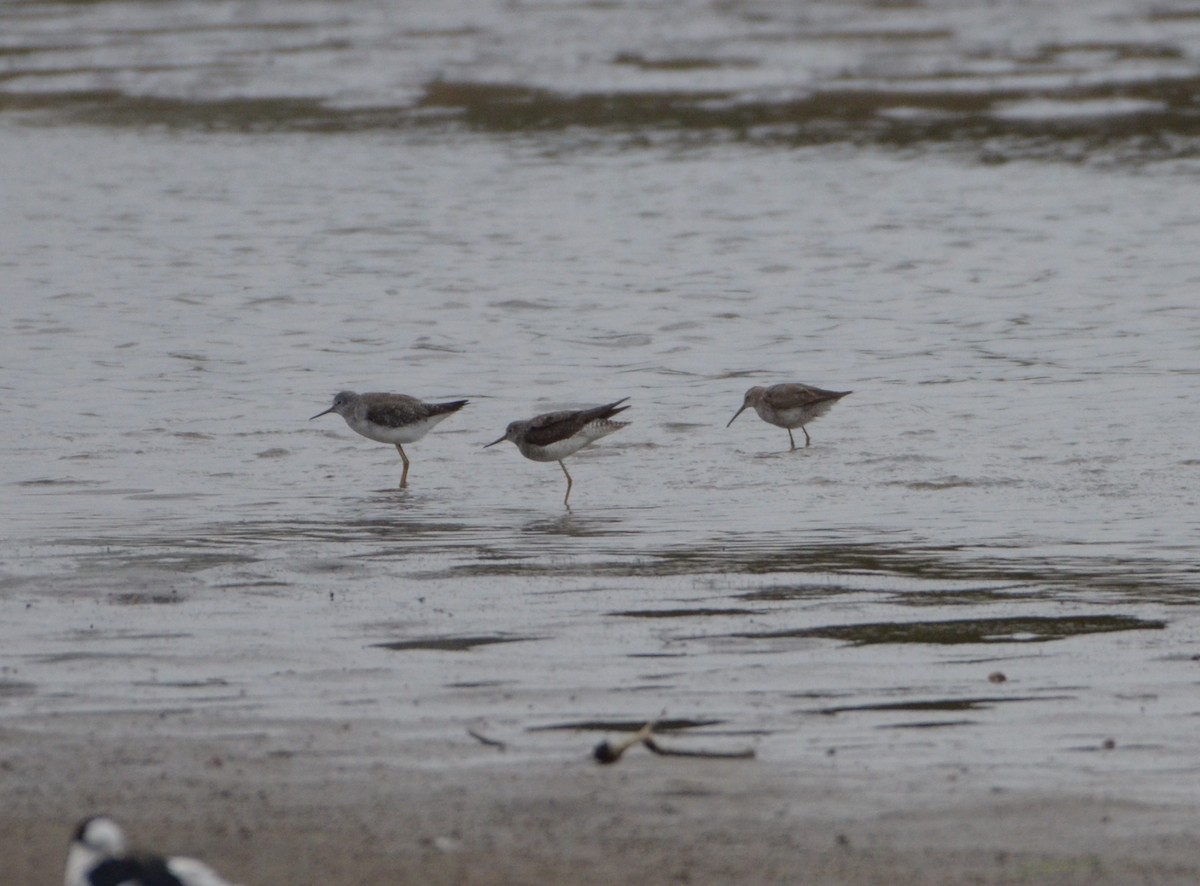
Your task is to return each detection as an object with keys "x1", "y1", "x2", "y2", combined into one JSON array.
[
  {"x1": 727, "y1": 383, "x2": 850, "y2": 450},
  {"x1": 311, "y1": 390, "x2": 468, "y2": 488},
  {"x1": 65, "y1": 815, "x2": 241, "y2": 886},
  {"x1": 485, "y1": 397, "x2": 631, "y2": 507}
]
